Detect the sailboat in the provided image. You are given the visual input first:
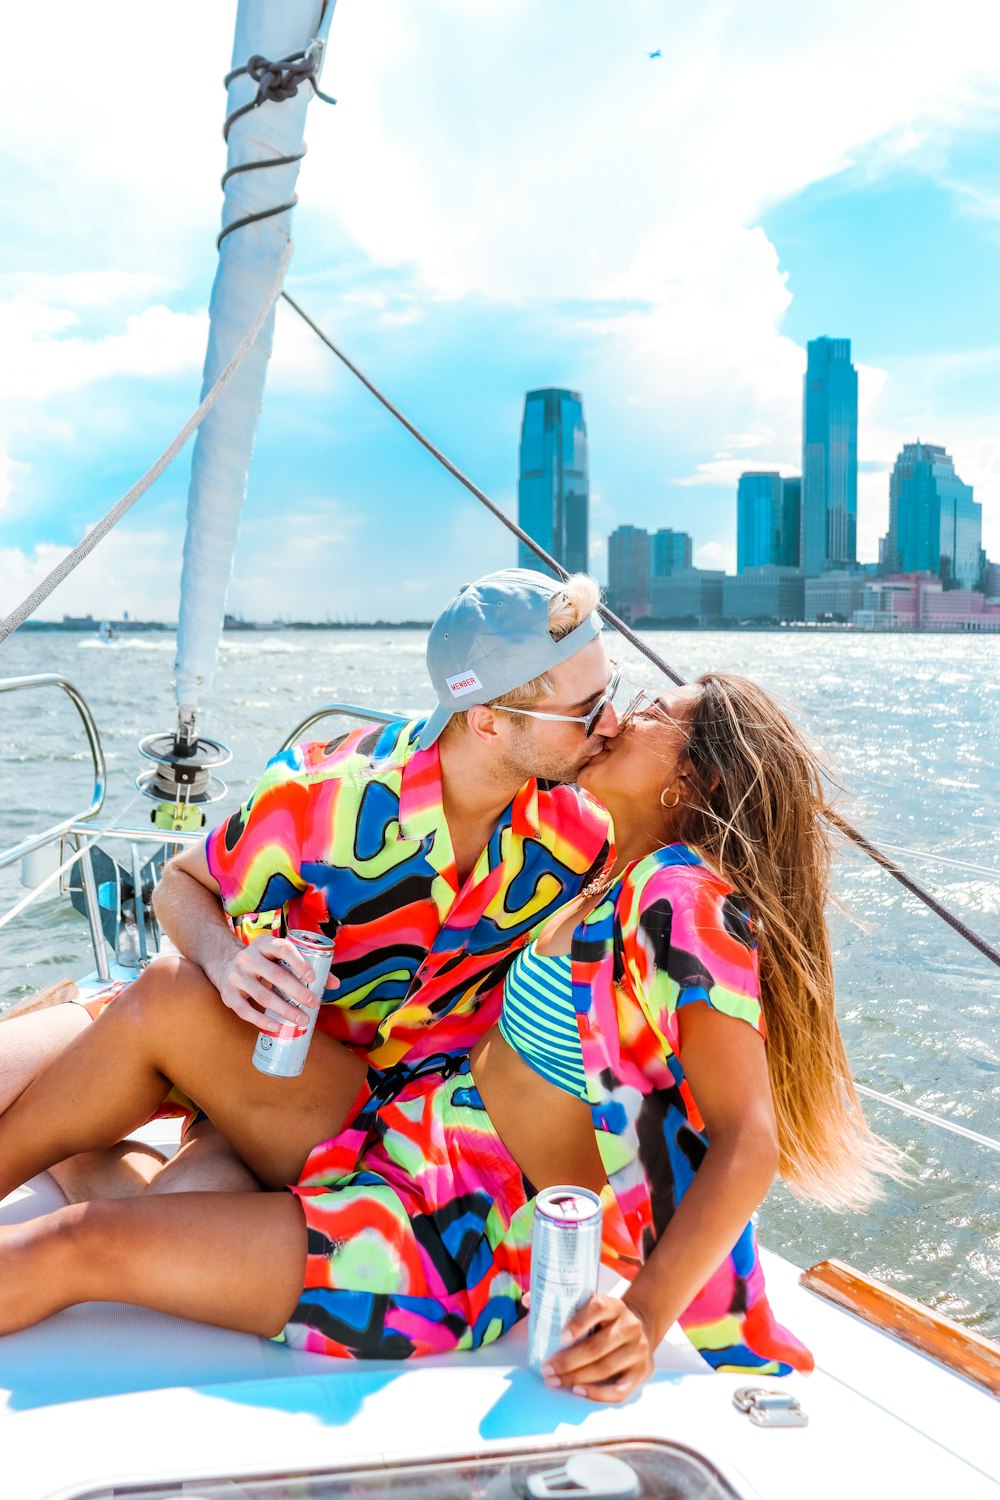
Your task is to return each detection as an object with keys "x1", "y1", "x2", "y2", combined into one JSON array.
[{"x1": 1, "y1": 5, "x2": 998, "y2": 1498}]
